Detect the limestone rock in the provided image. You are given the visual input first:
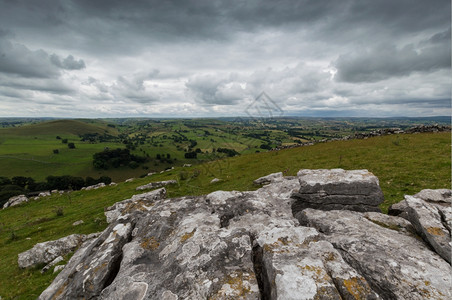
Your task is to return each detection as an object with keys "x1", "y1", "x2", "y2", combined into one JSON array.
[
  {"x1": 18, "y1": 232, "x2": 100, "y2": 269},
  {"x1": 82, "y1": 182, "x2": 106, "y2": 191},
  {"x1": 3, "y1": 194, "x2": 29, "y2": 209},
  {"x1": 389, "y1": 189, "x2": 452, "y2": 264},
  {"x1": 41, "y1": 256, "x2": 63, "y2": 274},
  {"x1": 136, "y1": 180, "x2": 177, "y2": 191},
  {"x1": 72, "y1": 220, "x2": 84, "y2": 226},
  {"x1": 403, "y1": 195, "x2": 451, "y2": 263},
  {"x1": 292, "y1": 169, "x2": 384, "y2": 213},
  {"x1": 253, "y1": 172, "x2": 283, "y2": 185},
  {"x1": 38, "y1": 191, "x2": 51, "y2": 198},
  {"x1": 39, "y1": 170, "x2": 452, "y2": 299},
  {"x1": 210, "y1": 178, "x2": 221, "y2": 184},
  {"x1": 39, "y1": 221, "x2": 135, "y2": 300},
  {"x1": 53, "y1": 265, "x2": 65, "y2": 273},
  {"x1": 104, "y1": 188, "x2": 167, "y2": 223},
  {"x1": 414, "y1": 189, "x2": 452, "y2": 204},
  {"x1": 296, "y1": 209, "x2": 452, "y2": 299},
  {"x1": 40, "y1": 174, "x2": 300, "y2": 299}
]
